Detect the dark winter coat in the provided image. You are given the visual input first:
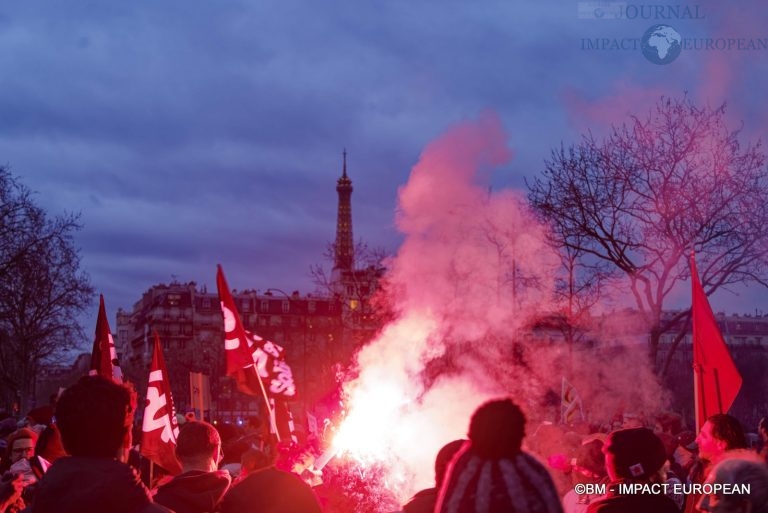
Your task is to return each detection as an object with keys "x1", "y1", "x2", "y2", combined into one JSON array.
[
  {"x1": 28, "y1": 456, "x2": 171, "y2": 513},
  {"x1": 220, "y1": 467, "x2": 322, "y2": 513},
  {"x1": 154, "y1": 470, "x2": 231, "y2": 513},
  {"x1": 402, "y1": 487, "x2": 437, "y2": 513},
  {"x1": 586, "y1": 487, "x2": 680, "y2": 513}
]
